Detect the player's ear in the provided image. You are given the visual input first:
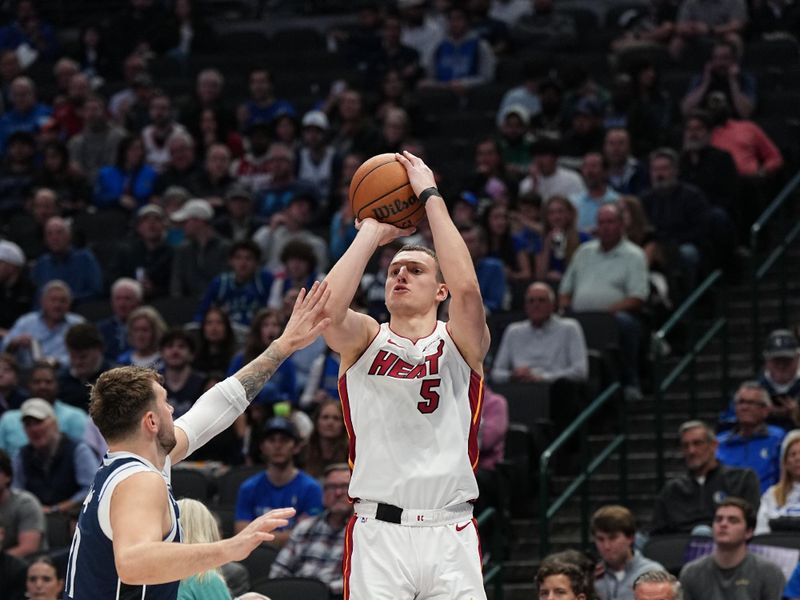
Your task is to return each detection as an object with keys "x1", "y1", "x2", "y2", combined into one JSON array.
[
  {"x1": 143, "y1": 410, "x2": 158, "y2": 433},
  {"x1": 436, "y1": 283, "x2": 448, "y2": 302}
]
